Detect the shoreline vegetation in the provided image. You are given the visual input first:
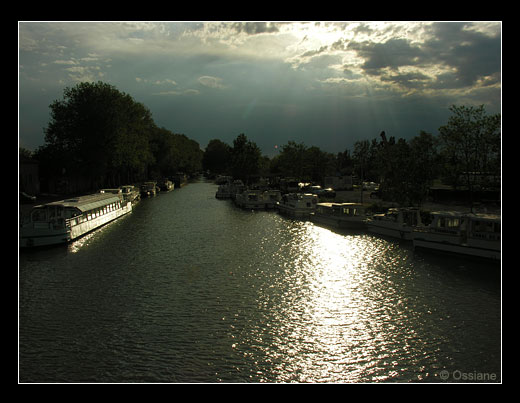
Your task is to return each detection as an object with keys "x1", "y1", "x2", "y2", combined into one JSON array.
[{"x1": 20, "y1": 81, "x2": 500, "y2": 213}]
